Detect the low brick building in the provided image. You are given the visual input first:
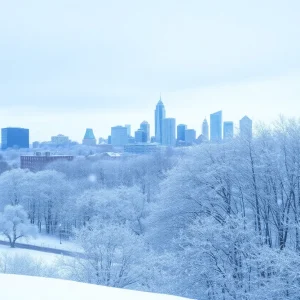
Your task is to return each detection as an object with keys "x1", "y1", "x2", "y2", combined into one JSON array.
[{"x1": 21, "y1": 152, "x2": 74, "y2": 171}]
